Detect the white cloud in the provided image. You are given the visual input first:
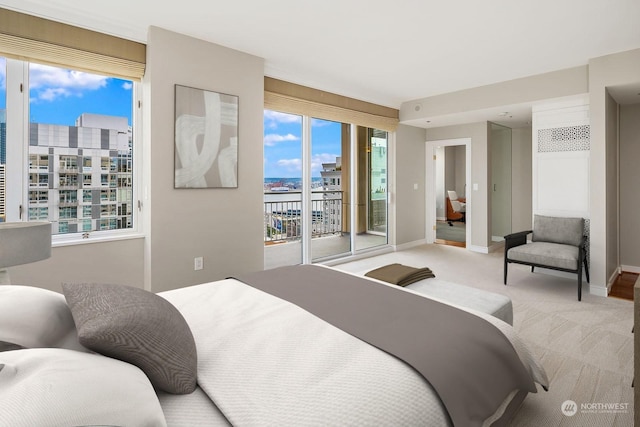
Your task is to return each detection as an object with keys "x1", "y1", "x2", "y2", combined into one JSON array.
[
  {"x1": 264, "y1": 133, "x2": 299, "y2": 147},
  {"x1": 264, "y1": 110, "x2": 302, "y2": 130},
  {"x1": 122, "y1": 82, "x2": 133, "y2": 90},
  {"x1": 264, "y1": 110, "x2": 302, "y2": 123},
  {"x1": 38, "y1": 87, "x2": 71, "y2": 102},
  {"x1": 29, "y1": 63, "x2": 108, "y2": 103}
]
